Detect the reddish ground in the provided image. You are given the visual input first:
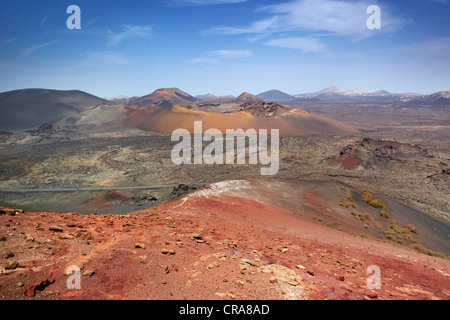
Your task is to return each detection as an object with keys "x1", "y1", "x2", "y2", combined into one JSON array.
[
  {"x1": 124, "y1": 104, "x2": 358, "y2": 136},
  {"x1": 0, "y1": 182, "x2": 449, "y2": 300}
]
